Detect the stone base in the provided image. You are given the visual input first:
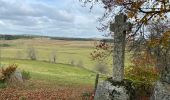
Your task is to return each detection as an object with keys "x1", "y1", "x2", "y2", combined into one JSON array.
[
  {"x1": 94, "y1": 79, "x2": 135, "y2": 100},
  {"x1": 151, "y1": 81, "x2": 170, "y2": 100}
]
